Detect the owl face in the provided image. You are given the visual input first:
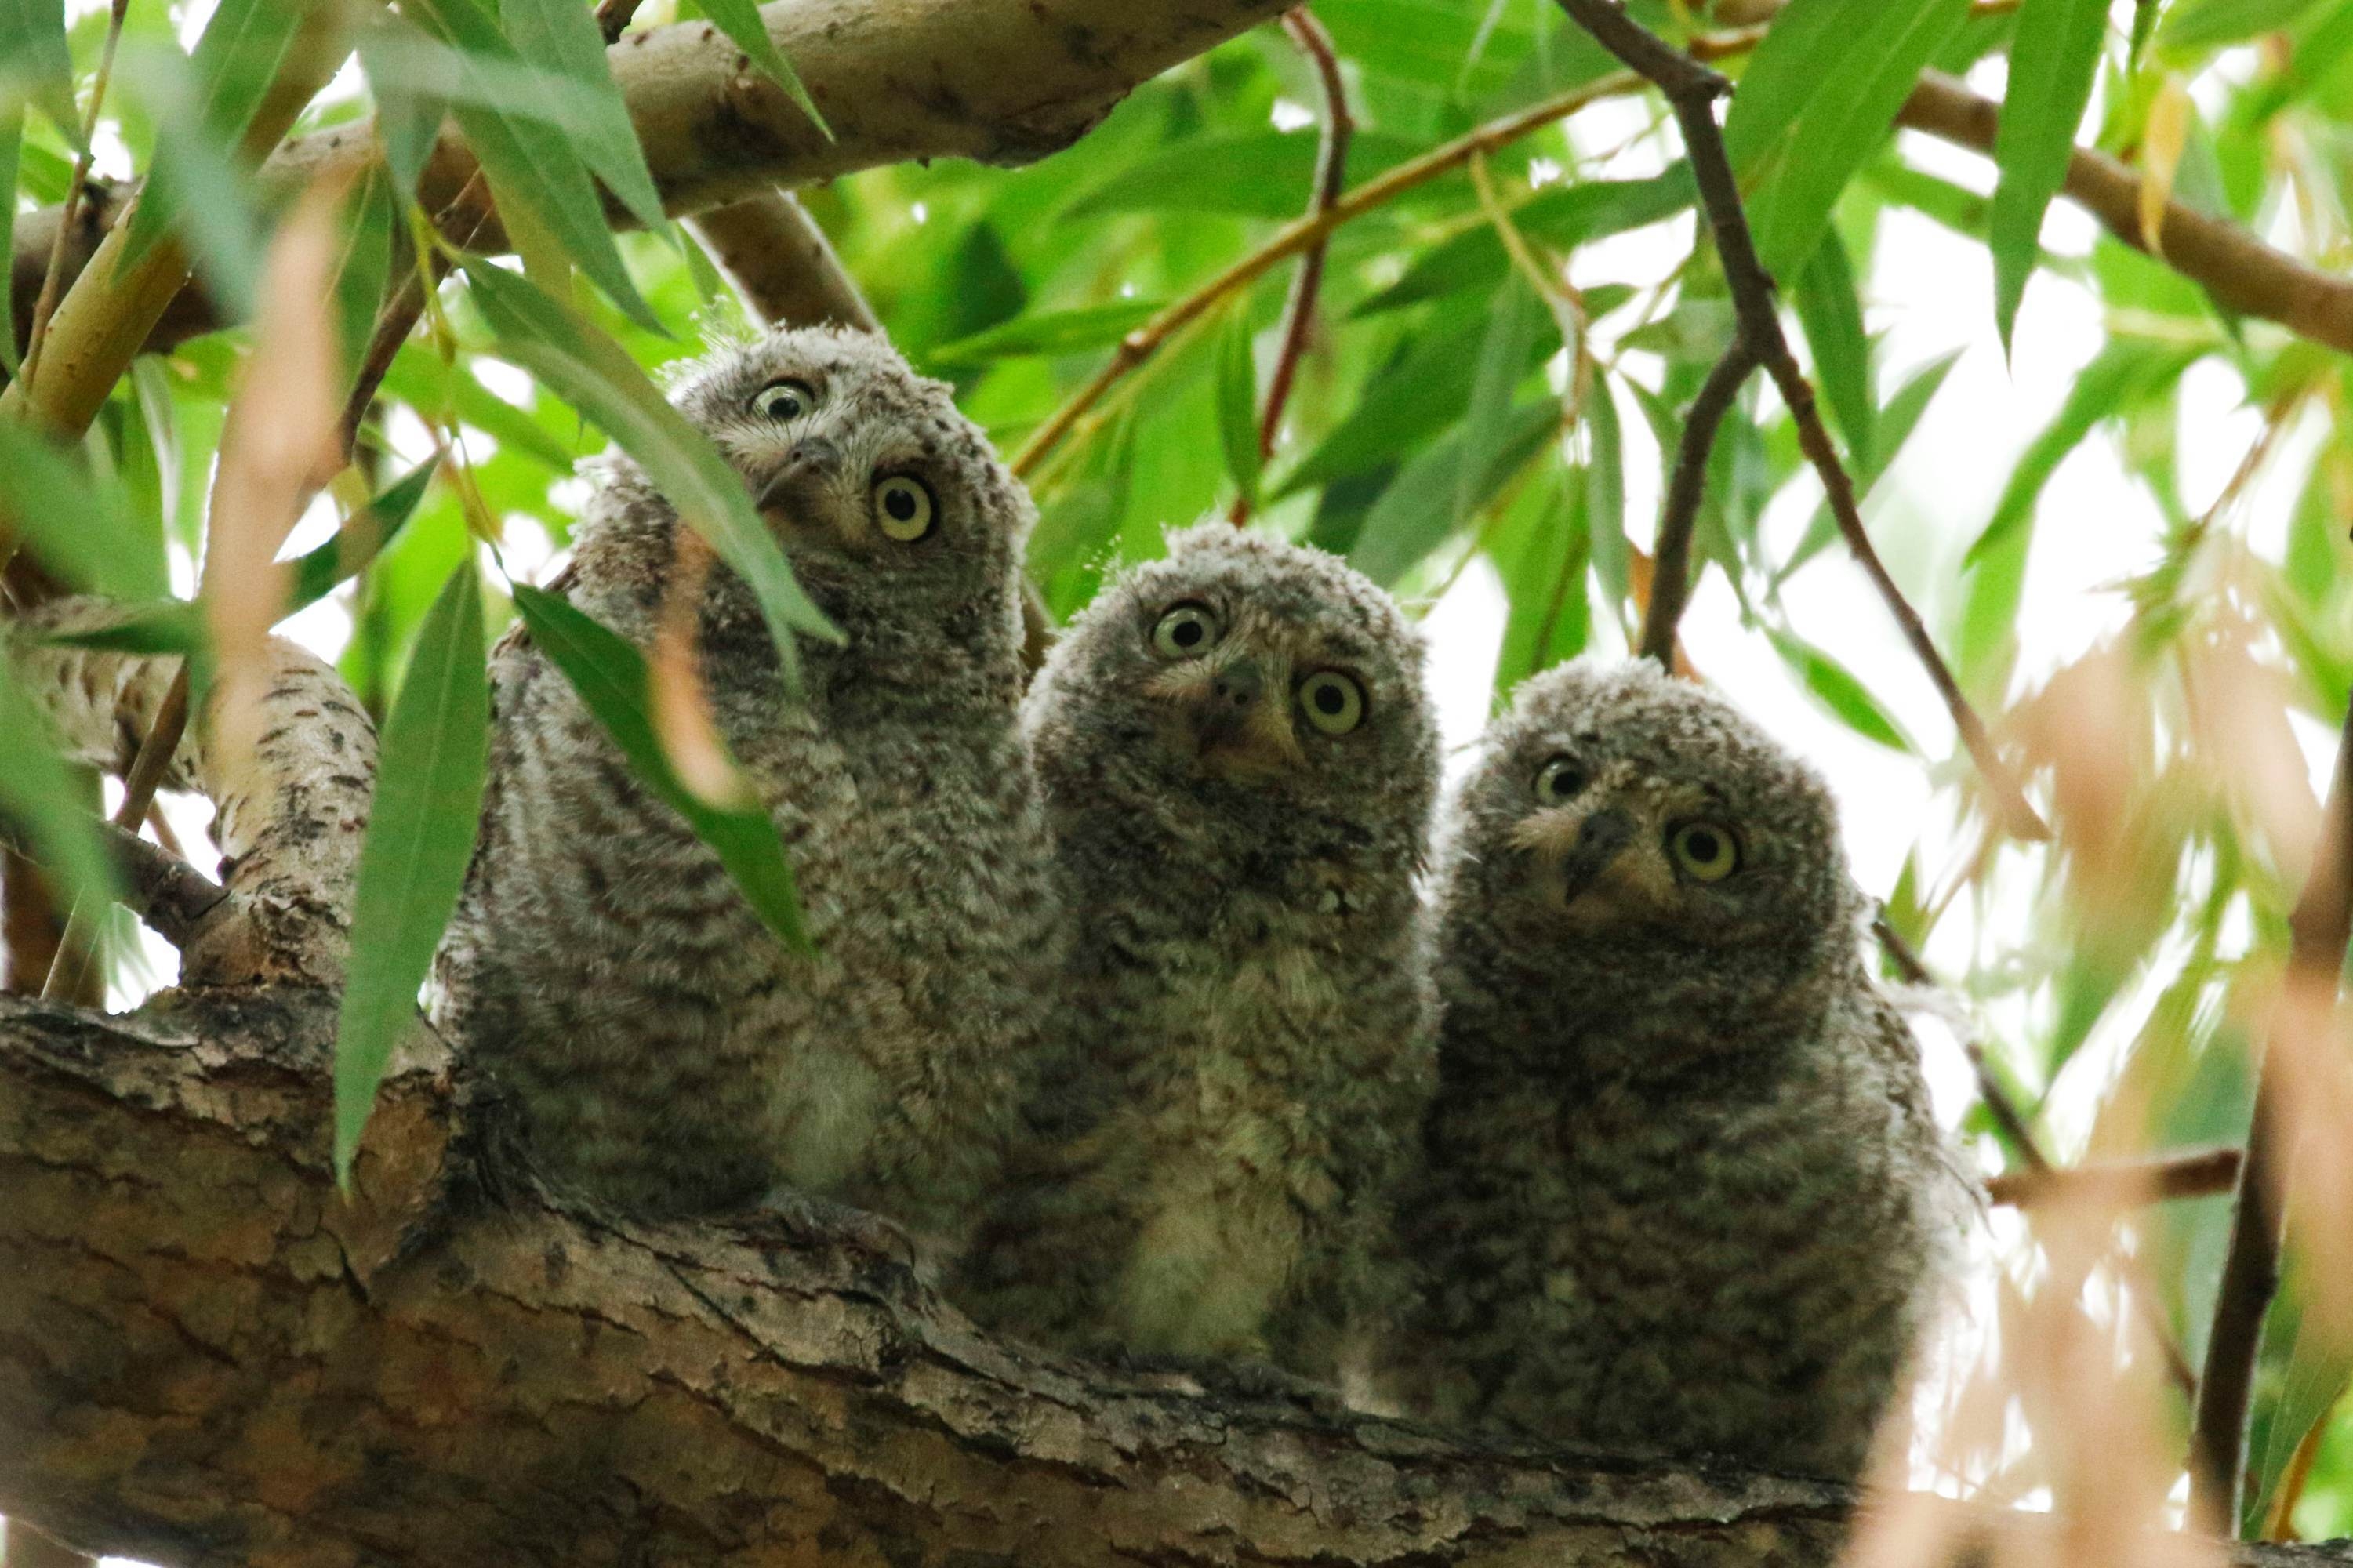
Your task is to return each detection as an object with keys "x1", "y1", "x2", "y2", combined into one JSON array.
[
  {"x1": 663, "y1": 327, "x2": 1030, "y2": 637},
  {"x1": 1029, "y1": 526, "x2": 1436, "y2": 851},
  {"x1": 1448, "y1": 659, "x2": 1855, "y2": 1000}
]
